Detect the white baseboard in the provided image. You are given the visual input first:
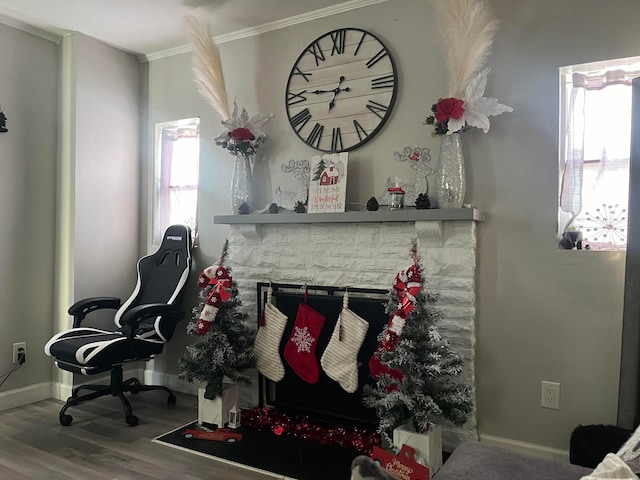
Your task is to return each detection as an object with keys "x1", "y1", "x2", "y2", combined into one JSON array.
[
  {"x1": 143, "y1": 367, "x2": 200, "y2": 396},
  {"x1": 479, "y1": 433, "x2": 570, "y2": 463},
  {"x1": 3, "y1": 369, "x2": 202, "y2": 412},
  {"x1": 0, "y1": 382, "x2": 53, "y2": 412}
]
